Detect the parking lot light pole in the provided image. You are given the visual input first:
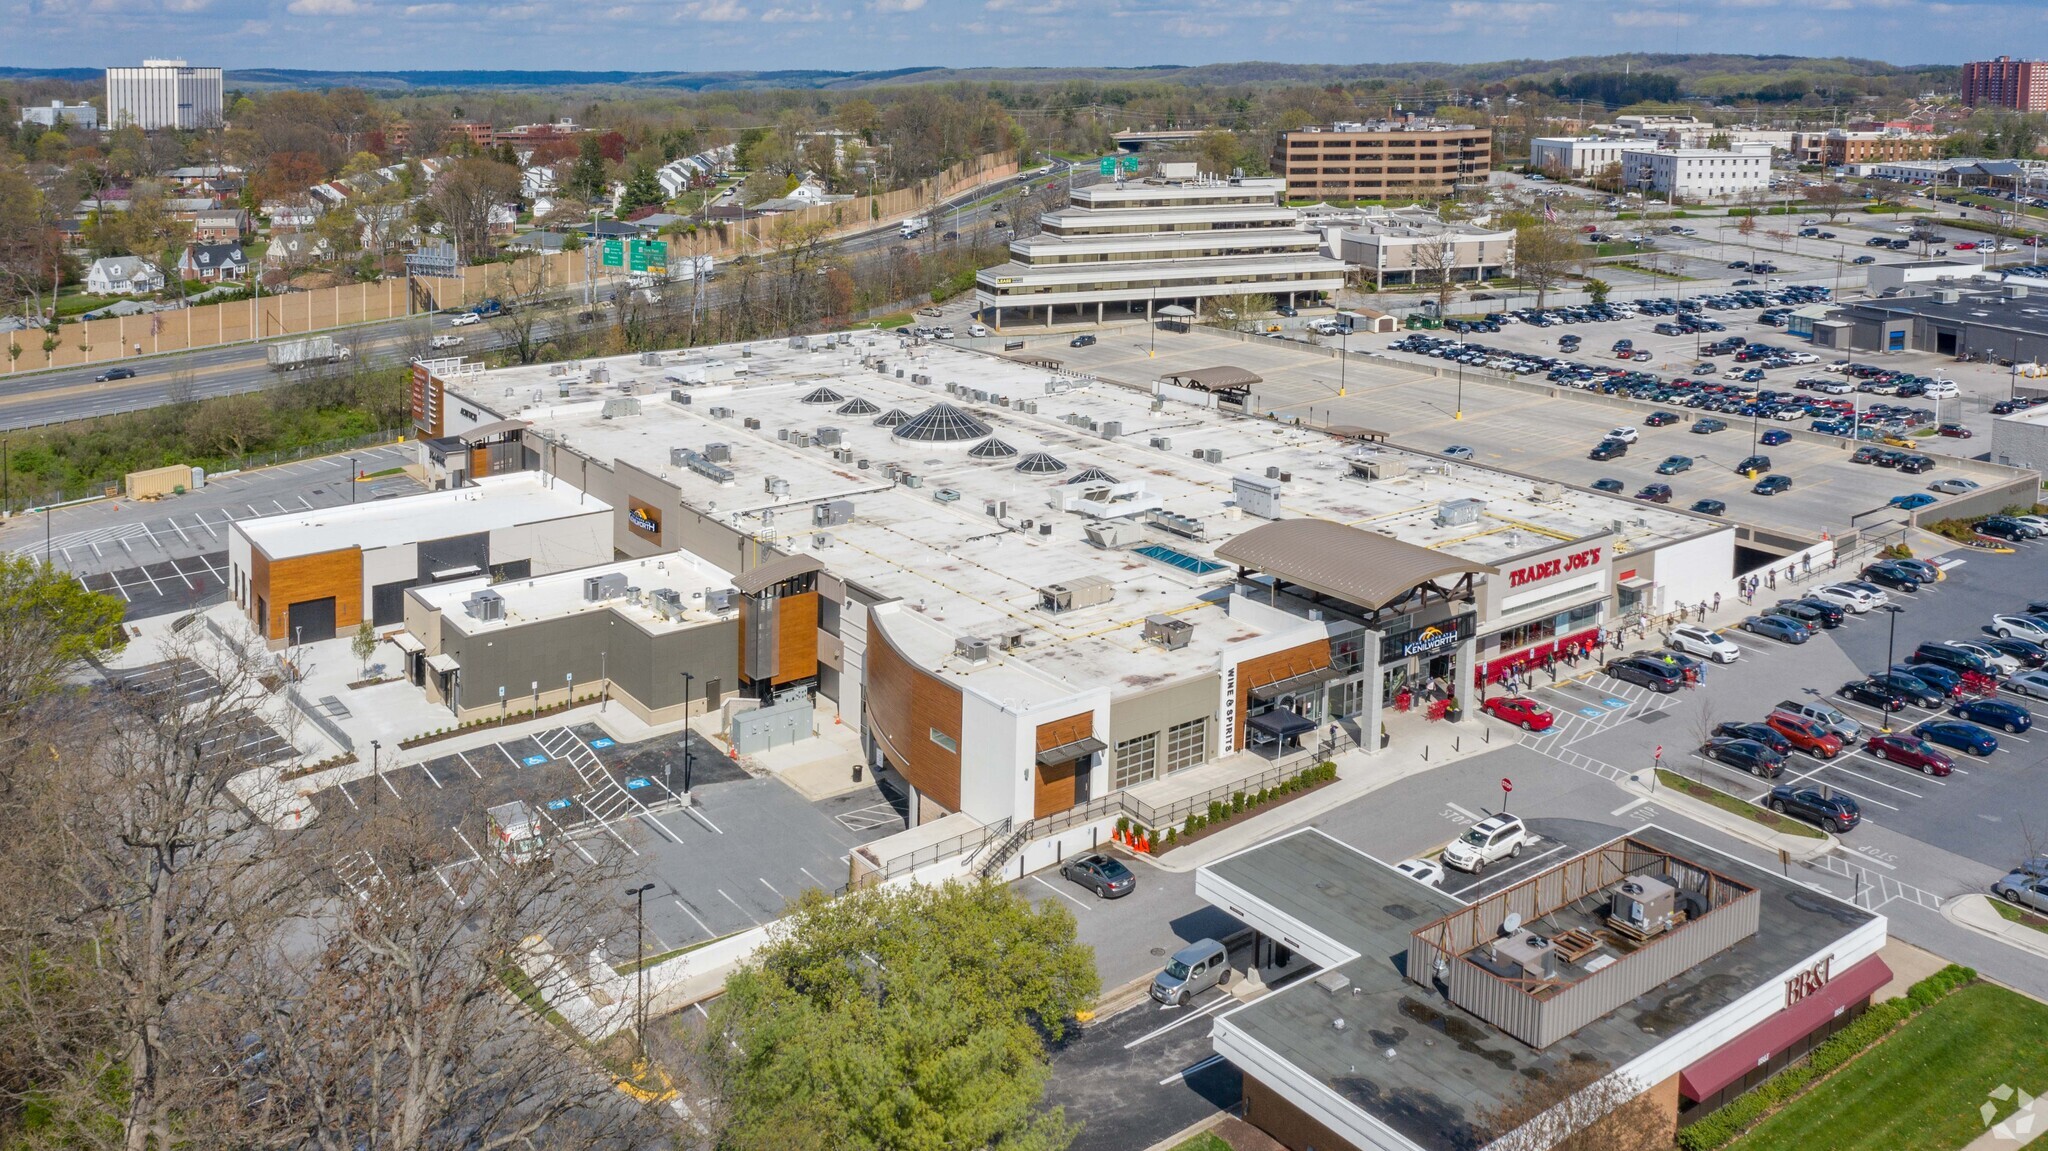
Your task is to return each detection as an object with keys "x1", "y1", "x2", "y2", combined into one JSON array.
[
  {"x1": 371, "y1": 739, "x2": 382, "y2": 805},
  {"x1": 1455, "y1": 333, "x2": 1465, "y2": 420},
  {"x1": 347, "y1": 456, "x2": 357, "y2": 503},
  {"x1": 1881, "y1": 605, "x2": 1904, "y2": 735},
  {"x1": 628, "y1": 883, "x2": 655, "y2": 1059},
  {"x1": 679, "y1": 671, "x2": 695, "y2": 792}
]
